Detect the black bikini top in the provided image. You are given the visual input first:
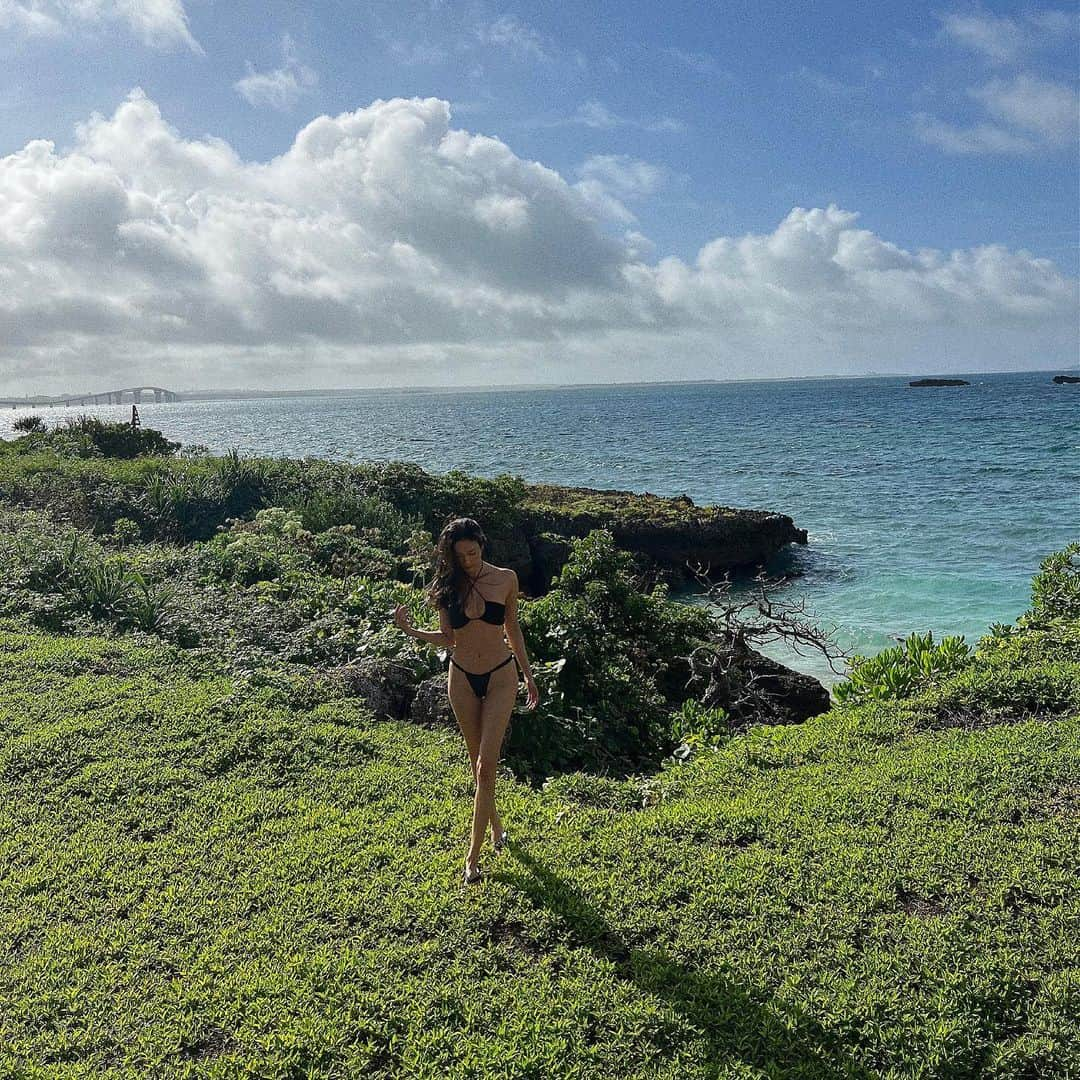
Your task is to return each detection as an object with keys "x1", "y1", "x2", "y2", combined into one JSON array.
[
  {"x1": 447, "y1": 575, "x2": 506, "y2": 629},
  {"x1": 448, "y1": 597, "x2": 505, "y2": 629}
]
